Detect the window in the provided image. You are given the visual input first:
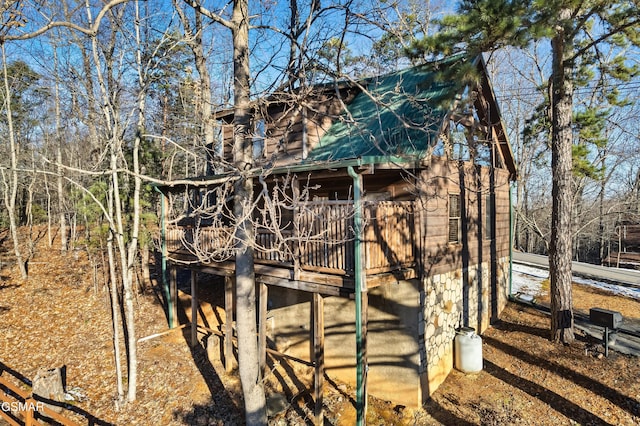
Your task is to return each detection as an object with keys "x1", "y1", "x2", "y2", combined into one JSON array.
[
  {"x1": 448, "y1": 194, "x2": 461, "y2": 243},
  {"x1": 484, "y1": 193, "x2": 493, "y2": 240},
  {"x1": 253, "y1": 119, "x2": 266, "y2": 159},
  {"x1": 450, "y1": 121, "x2": 470, "y2": 161},
  {"x1": 213, "y1": 124, "x2": 223, "y2": 157}
]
